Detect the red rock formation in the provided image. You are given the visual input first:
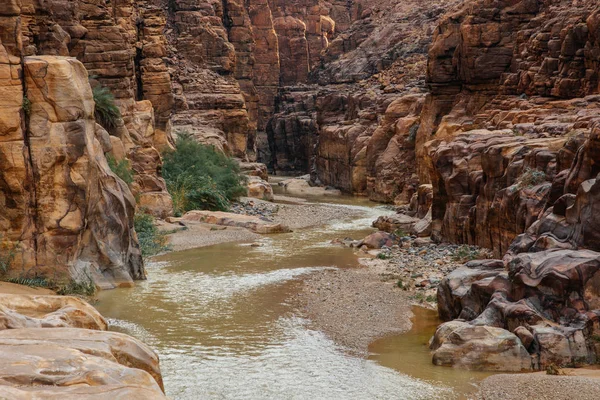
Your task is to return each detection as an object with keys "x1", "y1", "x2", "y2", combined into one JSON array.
[{"x1": 424, "y1": 0, "x2": 600, "y2": 373}]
